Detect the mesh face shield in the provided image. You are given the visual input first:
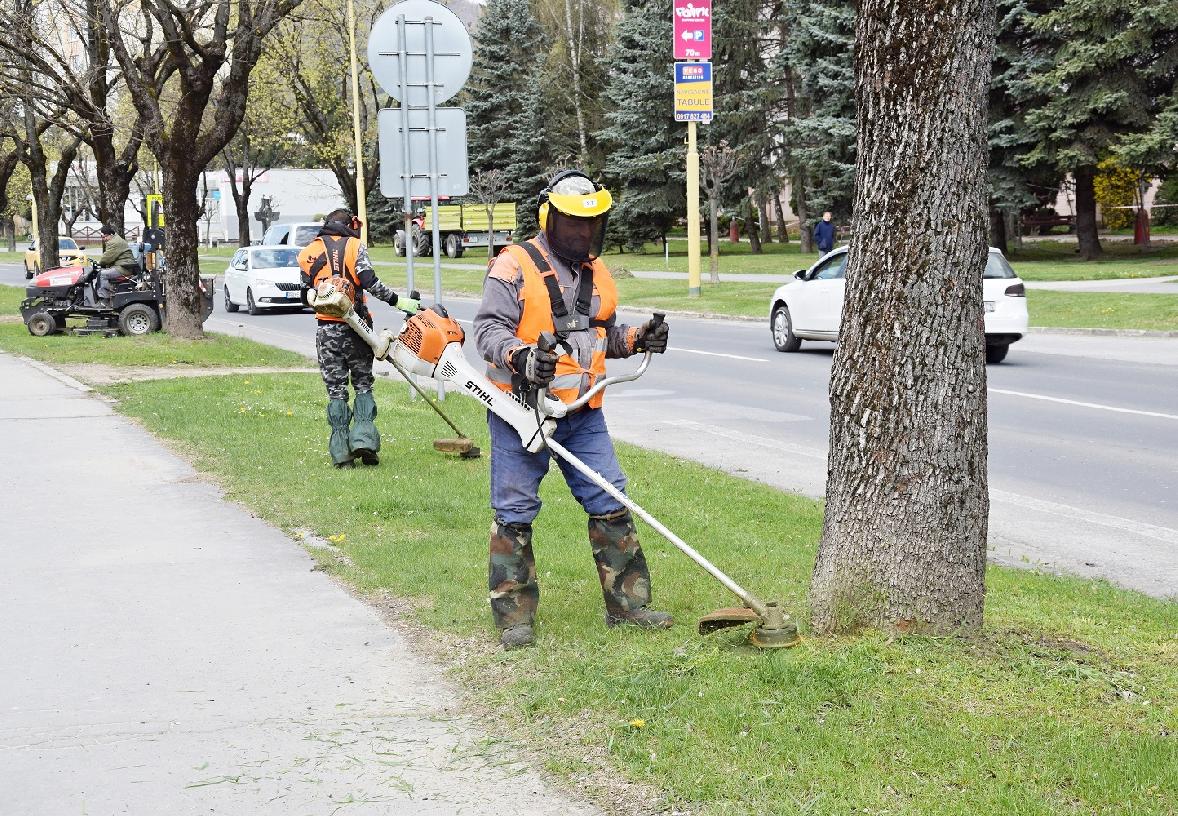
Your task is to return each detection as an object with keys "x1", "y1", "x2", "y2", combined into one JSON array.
[{"x1": 545, "y1": 209, "x2": 608, "y2": 263}]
